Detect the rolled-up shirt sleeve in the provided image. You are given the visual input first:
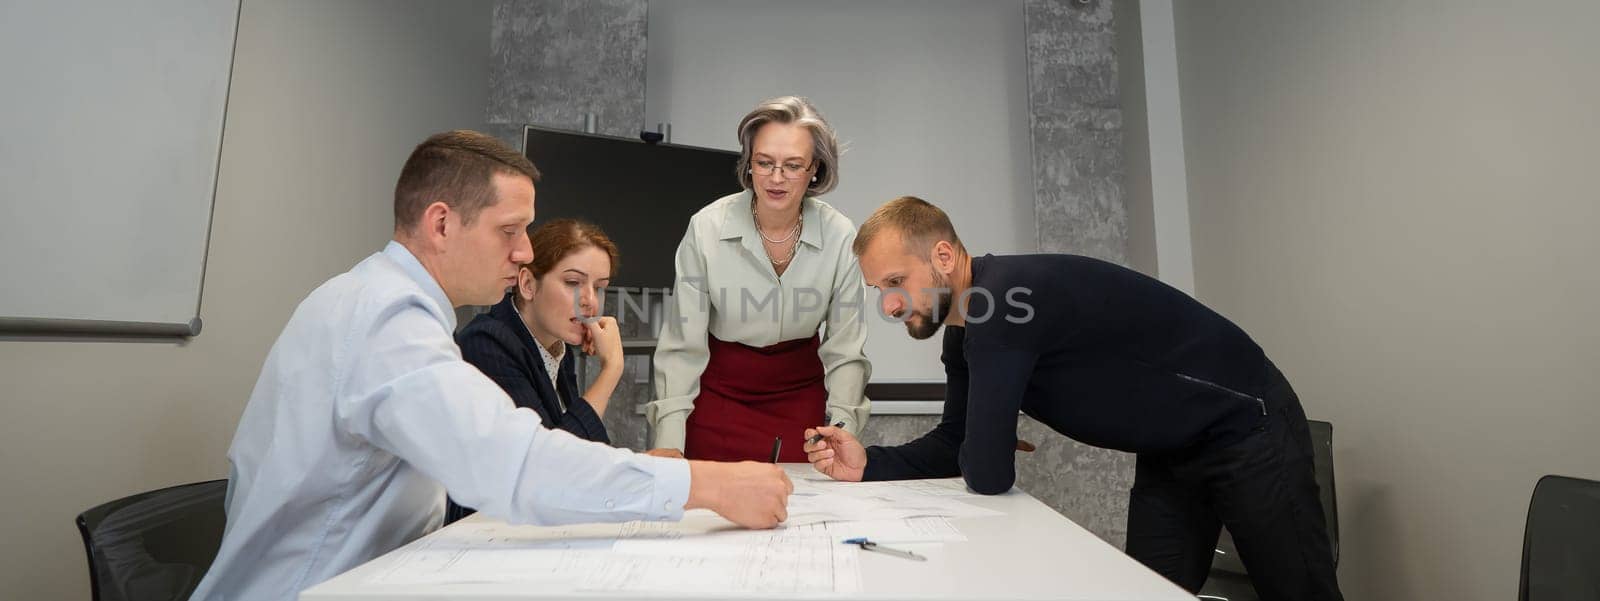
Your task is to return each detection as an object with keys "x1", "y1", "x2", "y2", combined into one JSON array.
[
  {"x1": 336, "y1": 298, "x2": 690, "y2": 525},
  {"x1": 647, "y1": 227, "x2": 713, "y2": 451},
  {"x1": 818, "y1": 229, "x2": 871, "y2": 435}
]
